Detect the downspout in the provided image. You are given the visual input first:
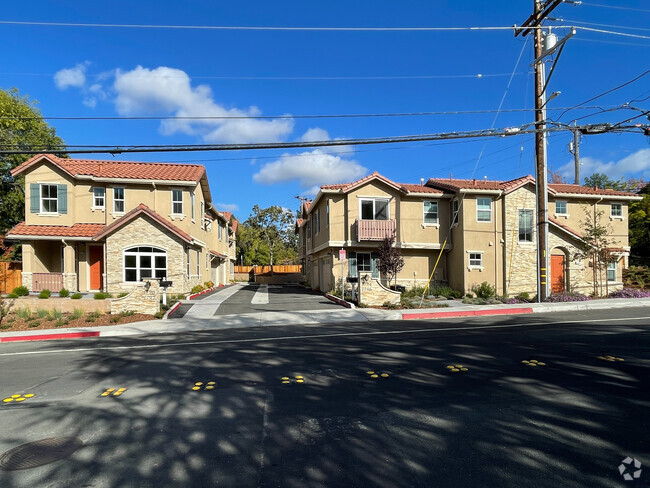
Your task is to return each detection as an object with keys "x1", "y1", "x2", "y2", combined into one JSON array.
[{"x1": 494, "y1": 192, "x2": 502, "y2": 296}]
